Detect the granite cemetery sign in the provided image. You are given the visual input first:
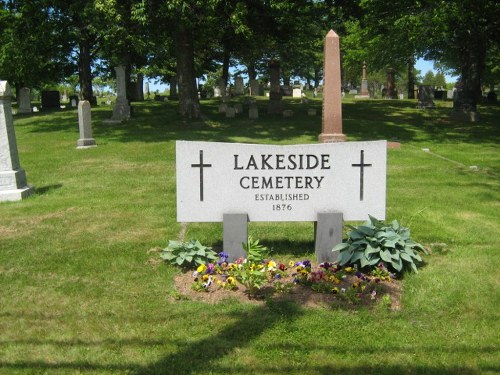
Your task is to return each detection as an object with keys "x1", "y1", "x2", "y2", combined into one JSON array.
[{"x1": 177, "y1": 140, "x2": 386, "y2": 261}]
